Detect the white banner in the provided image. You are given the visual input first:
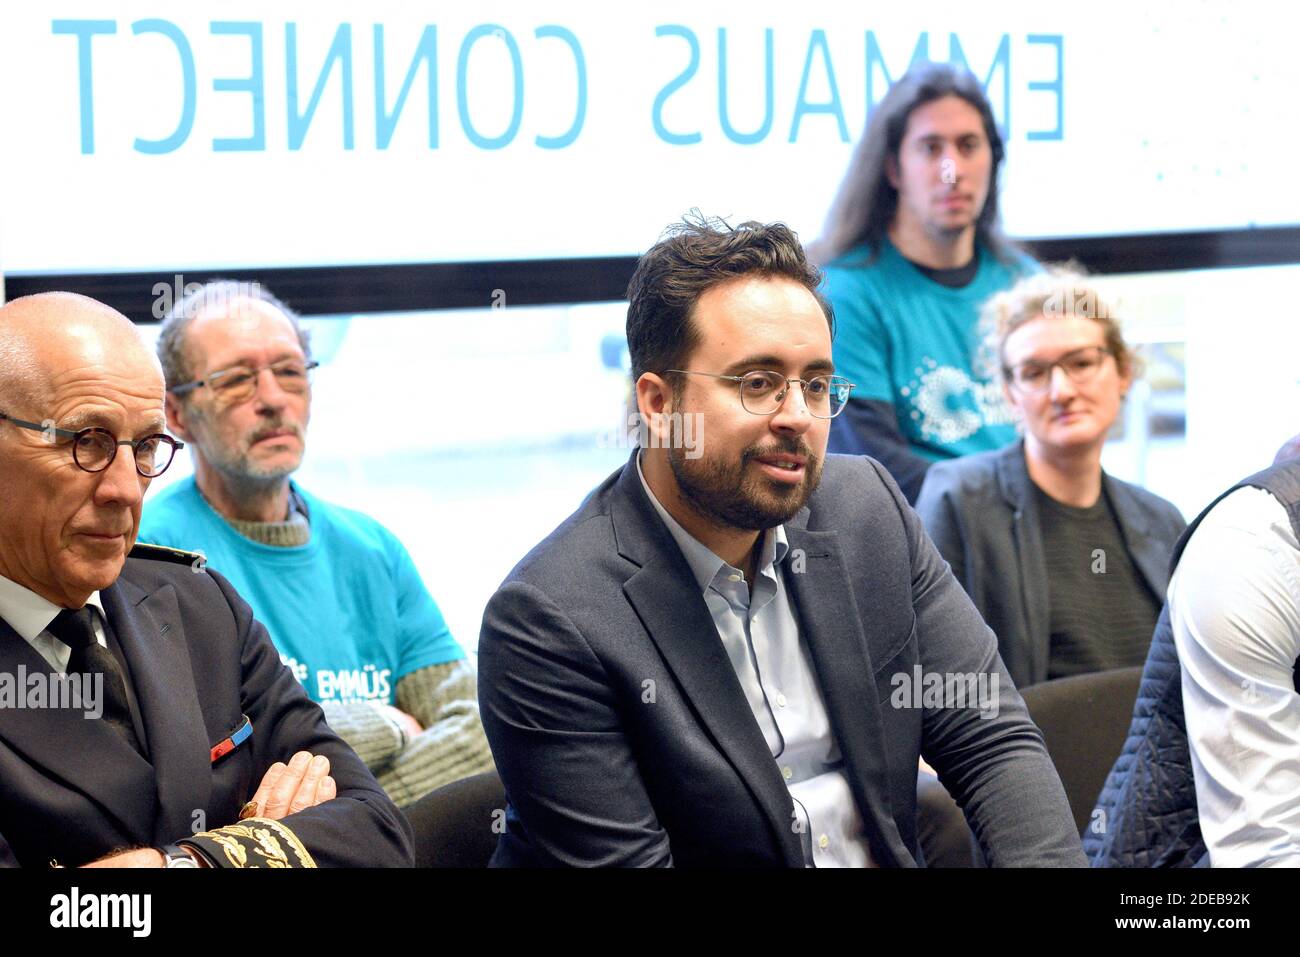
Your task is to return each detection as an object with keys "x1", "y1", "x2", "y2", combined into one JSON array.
[{"x1": 1, "y1": 0, "x2": 1293, "y2": 272}]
